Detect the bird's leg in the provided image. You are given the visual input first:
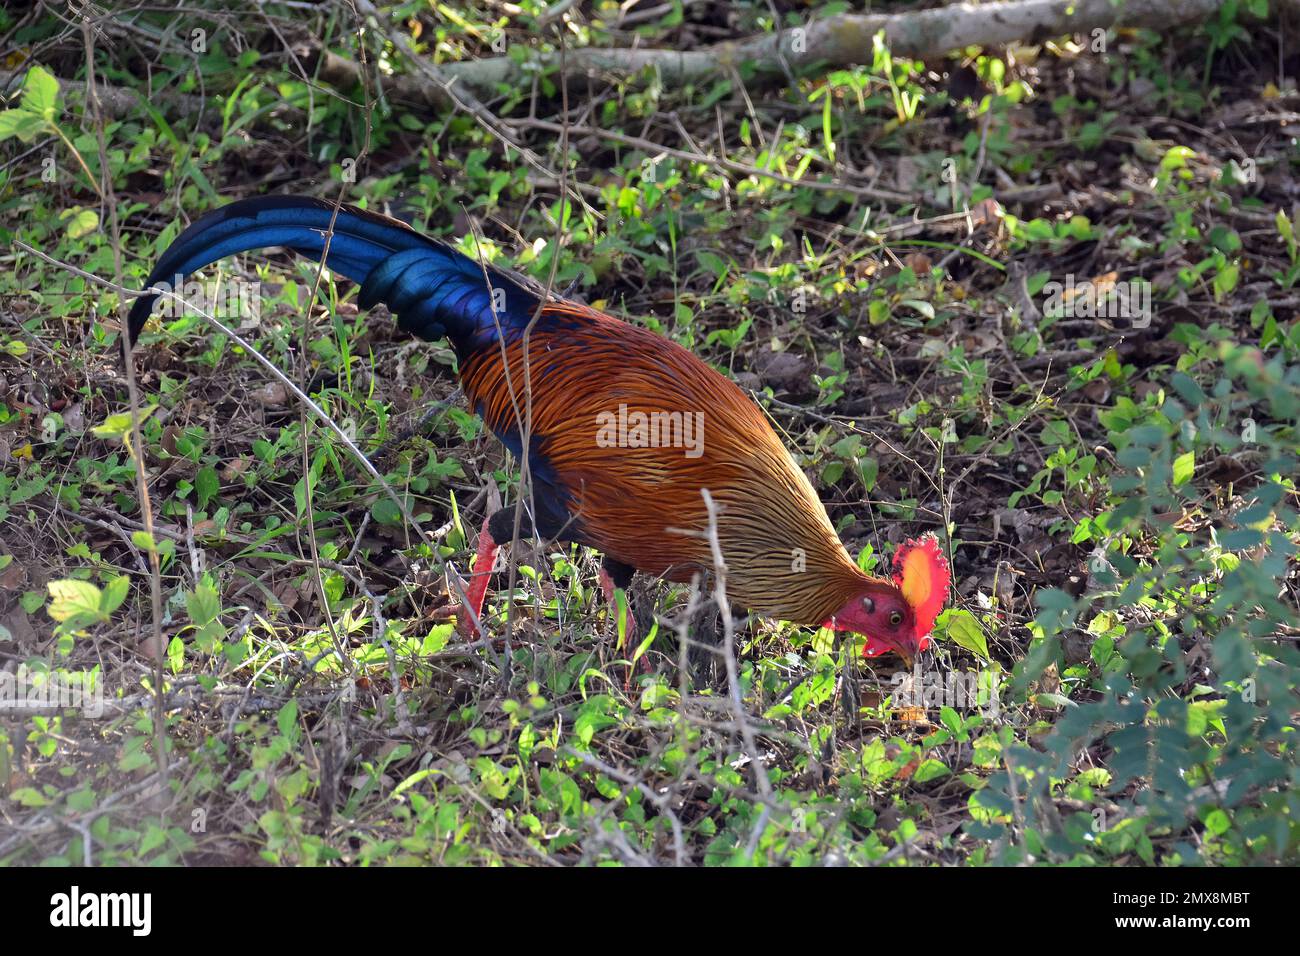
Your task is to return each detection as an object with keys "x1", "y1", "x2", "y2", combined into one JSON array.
[
  {"x1": 438, "y1": 503, "x2": 560, "y2": 640},
  {"x1": 460, "y1": 515, "x2": 499, "y2": 636},
  {"x1": 600, "y1": 556, "x2": 649, "y2": 687},
  {"x1": 435, "y1": 515, "x2": 498, "y2": 639},
  {"x1": 599, "y1": 568, "x2": 636, "y2": 652}
]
